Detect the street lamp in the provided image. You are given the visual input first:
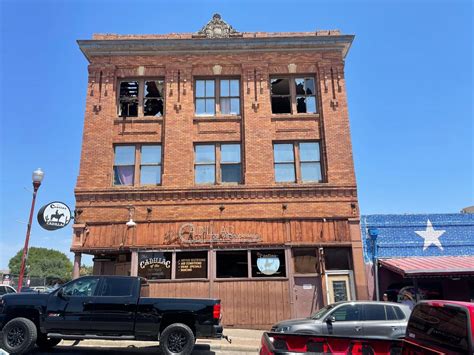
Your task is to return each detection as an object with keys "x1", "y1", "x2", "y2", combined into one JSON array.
[
  {"x1": 368, "y1": 228, "x2": 379, "y2": 301},
  {"x1": 17, "y1": 168, "x2": 44, "y2": 292}
]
